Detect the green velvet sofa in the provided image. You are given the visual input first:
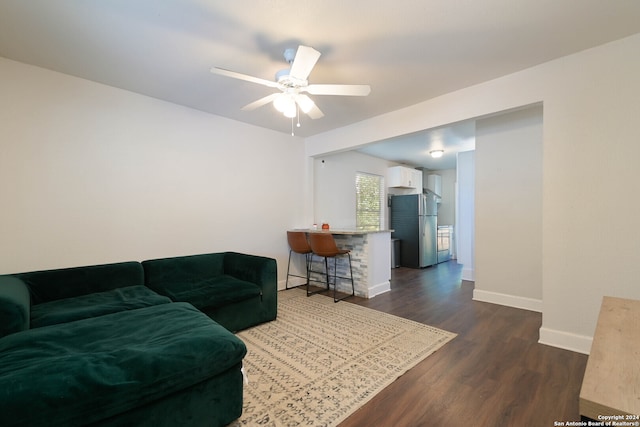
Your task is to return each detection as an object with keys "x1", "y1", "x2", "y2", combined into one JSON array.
[{"x1": 0, "y1": 252, "x2": 278, "y2": 427}]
